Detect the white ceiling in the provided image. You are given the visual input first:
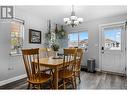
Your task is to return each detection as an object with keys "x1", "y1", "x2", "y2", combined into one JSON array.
[{"x1": 16, "y1": 6, "x2": 127, "y2": 24}]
